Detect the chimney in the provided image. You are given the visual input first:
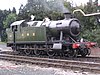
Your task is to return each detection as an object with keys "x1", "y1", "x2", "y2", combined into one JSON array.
[{"x1": 63, "y1": 12, "x2": 72, "y2": 19}]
